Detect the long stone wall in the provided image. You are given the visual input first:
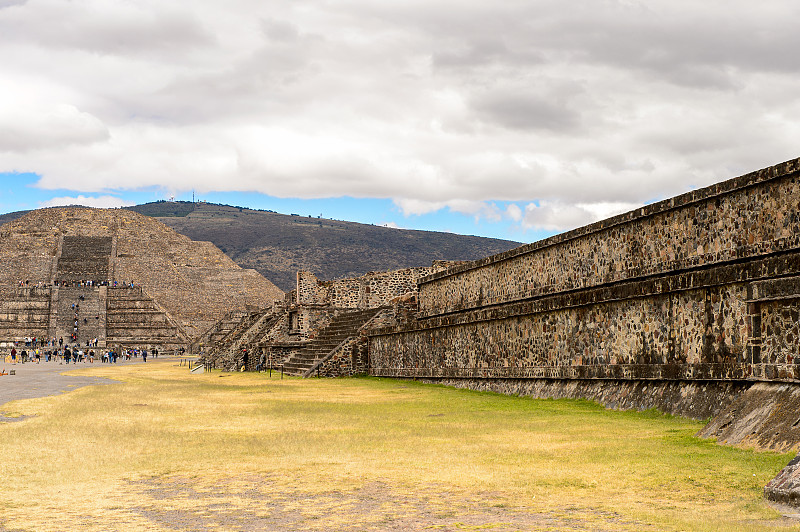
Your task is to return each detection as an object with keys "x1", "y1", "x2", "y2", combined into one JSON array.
[
  {"x1": 371, "y1": 261, "x2": 800, "y2": 384},
  {"x1": 369, "y1": 157, "x2": 800, "y2": 401},
  {"x1": 417, "y1": 158, "x2": 800, "y2": 317}
]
